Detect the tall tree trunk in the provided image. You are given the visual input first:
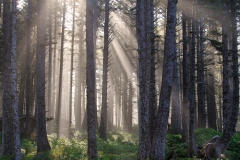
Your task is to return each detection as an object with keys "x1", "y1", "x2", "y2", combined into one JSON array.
[
  {"x1": 36, "y1": 0, "x2": 51, "y2": 153},
  {"x1": 230, "y1": 0, "x2": 239, "y2": 136},
  {"x1": 99, "y1": 0, "x2": 110, "y2": 139},
  {"x1": 171, "y1": 50, "x2": 182, "y2": 135},
  {"x1": 188, "y1": 0, "x2": 198, "y2": 157},
  {"x1": 148, "y1": 0, "x2": 157, "y2": 144},
  {"x1": 47, "y1": 0, "x2": 53, "y2": 132},
  {"x1": 11, "y1": 1, "x2": 21, "y2": 157},
  {"x1": 24, "y1": 0, "x2": 33, "y2": 138},
  {"x1": 2, "y1": 0, "x2": 21, "y2": 158},
  {"x1": 181, "y1": 12, "x2": 189, "y2": 143},
  {"x1": 2, "y1": 1, "x2": 14, "y2": 155},
  {"x1": 57, "y1": 0, "x2": 66, "y2": 139},
  {"x1": 150, "y1": 0, "x2": 177, "y2": 159},
  {"x1": 86, "y1": 0, "x2": 98, "y2": 158},
  {"x1": 197, "y1": 18, "x2": 206, "y2": 128},
  {"x1": 136, "y1": 0, "x2": 151, "y2": 158},
  {"x1": 68, "y1": 0, "x2": 76, "y2": 138}
]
